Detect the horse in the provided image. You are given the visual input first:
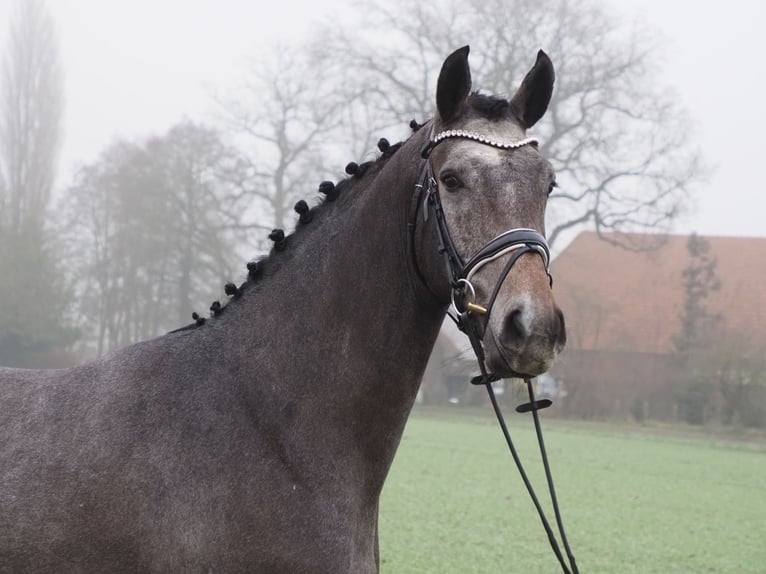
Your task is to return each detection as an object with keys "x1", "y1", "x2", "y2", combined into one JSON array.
[{"x1": 0, "y1": 45, "x2": 565, "y2": 573}]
